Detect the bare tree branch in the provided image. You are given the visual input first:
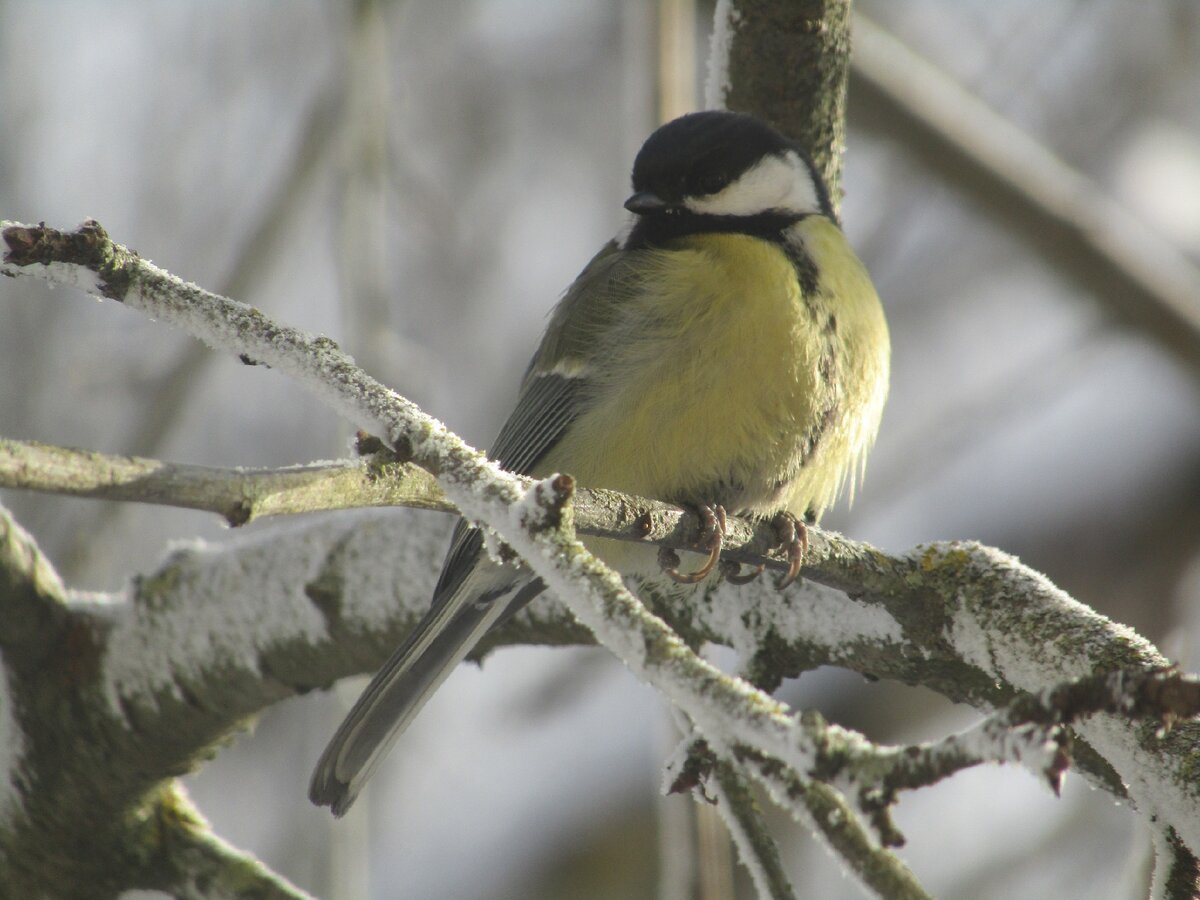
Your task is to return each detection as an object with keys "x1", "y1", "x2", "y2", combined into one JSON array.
[
  {"x1": 0, "y1": 435, "x2": 832, "y2": 581},
  {"x1": 849, "y1": 13, "x2": 1200, "y2": 380},
  {"x1": 0, "y1": 437, "x2": 447, "y2": 527},
  {"x1": 665, "y1": 730, "x2": 929, "y2": 899}
]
